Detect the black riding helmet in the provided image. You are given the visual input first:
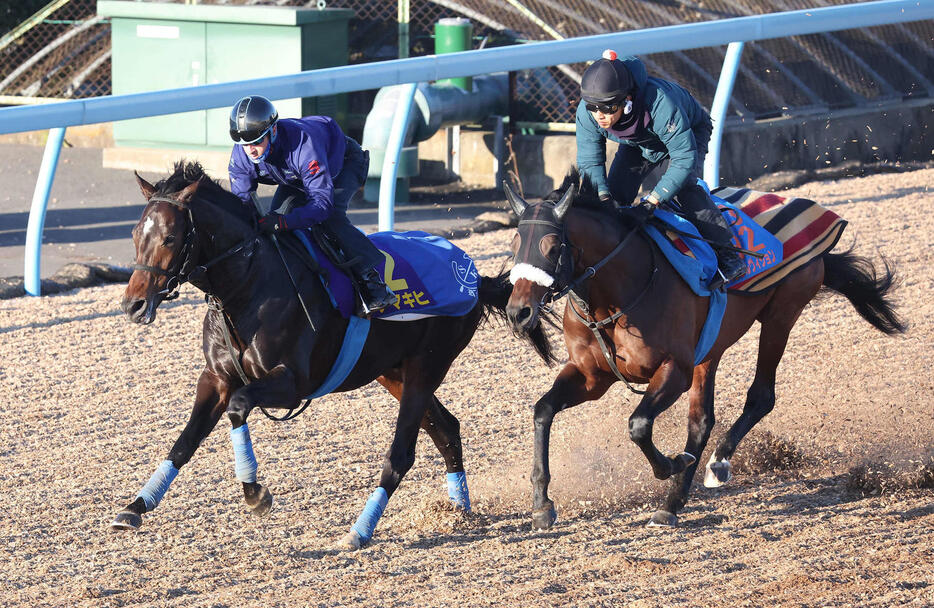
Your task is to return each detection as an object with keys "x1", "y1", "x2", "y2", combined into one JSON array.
[
  {"x1": 229, "y1": 95, "x2": 278, "y2": 144},
  {"x1": 580, "y1": 50, "x2": 635, "y2": 105}
]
